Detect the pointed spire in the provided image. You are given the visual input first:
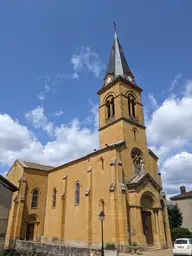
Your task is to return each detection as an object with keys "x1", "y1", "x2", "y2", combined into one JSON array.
[
  {"x1": 106, "y1": 25, "x2": 132, "y2": 81},
  {"x1": 114, "y1": 22, "x2": 117, "y2": 38}
]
